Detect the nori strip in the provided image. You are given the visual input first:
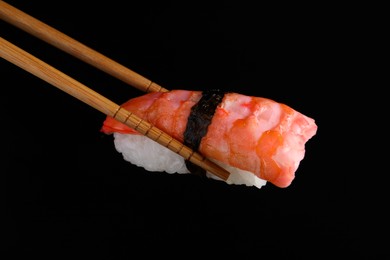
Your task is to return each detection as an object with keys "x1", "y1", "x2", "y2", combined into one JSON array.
[{"x1": 183, "y1": 89, "x2": 226, "y2": 177}]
